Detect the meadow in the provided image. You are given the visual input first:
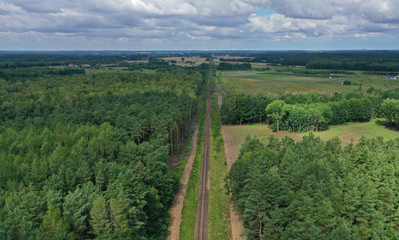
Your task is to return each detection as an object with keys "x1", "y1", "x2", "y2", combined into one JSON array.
[
  {"x1": 218, "y1": 69, "x2": 399, "y2": 97},
  {"x1": 222, "y1": 120, "x2": 399, "y2": 160}
]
